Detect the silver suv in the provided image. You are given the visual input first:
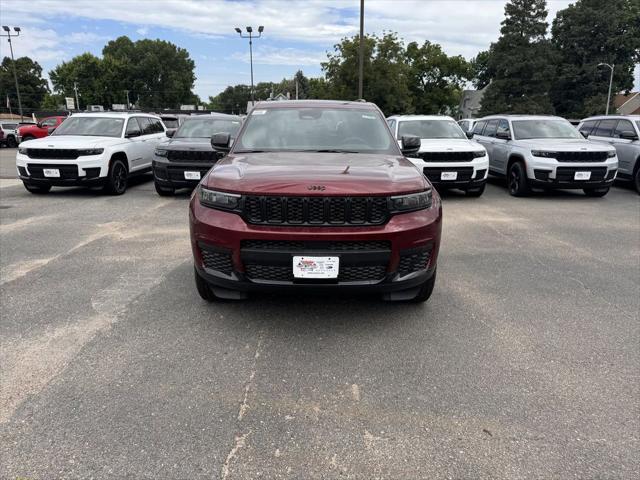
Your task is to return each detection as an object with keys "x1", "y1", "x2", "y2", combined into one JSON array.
[
  {"x1": 578, "y1": 115, "x2": 640, "y2": 193},
  {"x1": 473, "y1": 115, "x2": 618, "y2": 197}
]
